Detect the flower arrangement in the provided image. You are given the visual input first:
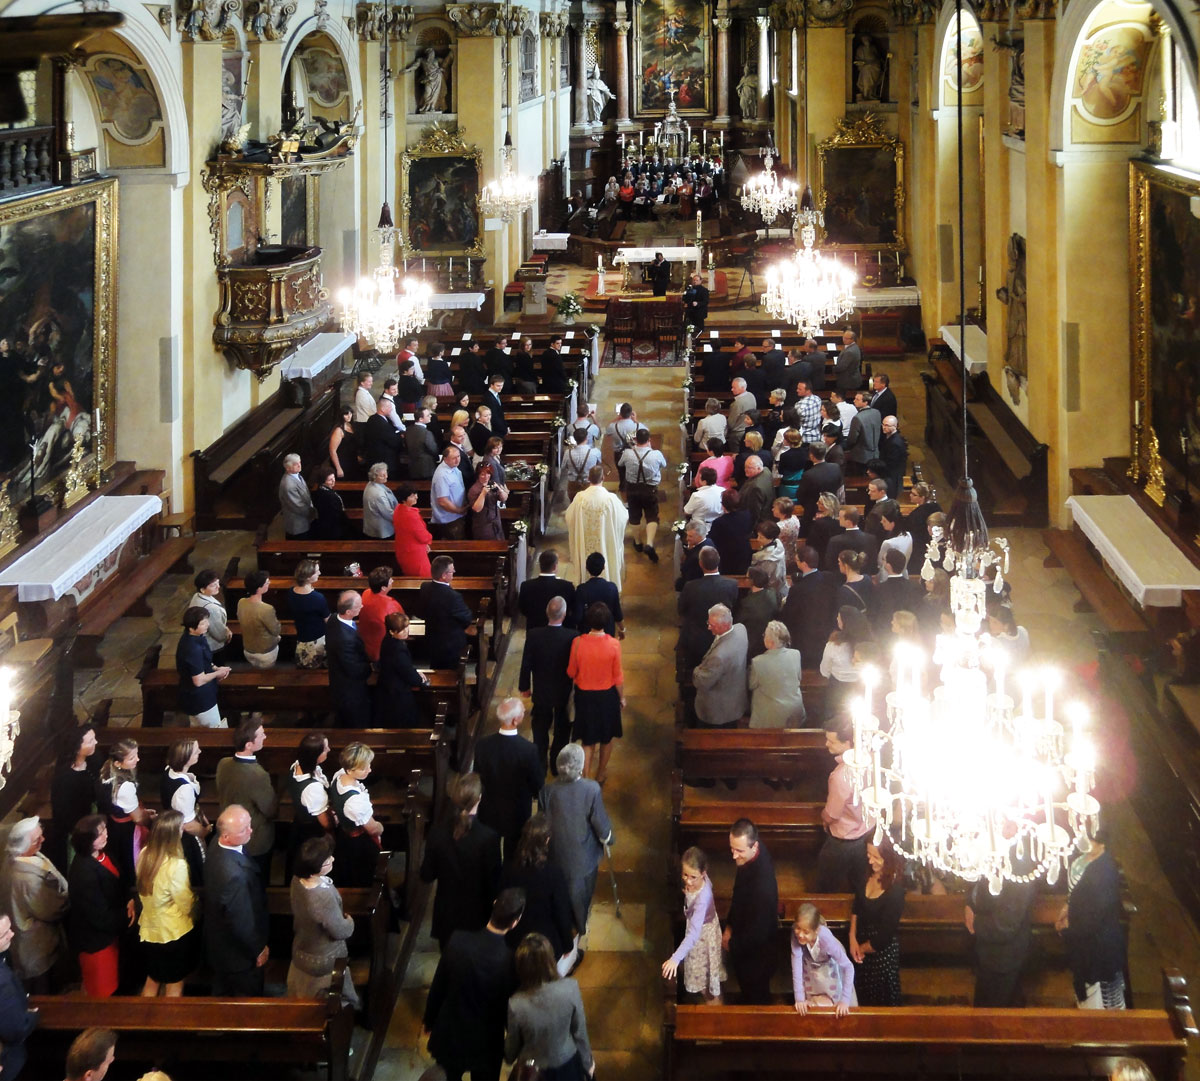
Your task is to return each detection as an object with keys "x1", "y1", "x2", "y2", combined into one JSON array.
[
  {"x1": 556, "y1": 292, "x2": 584, "y2": 318},
  {"x1": 566, "y1": 378, "x2": 578, "y2": 391},
  {"x1": 506, "y1": 462, "x2": 535, "y2": 483},
  {"x1": 583, "y1": 323, "x2": 600, "y2": 338},
  {"x1": 551, "y1": 416, "x2": 567, "y2": 430},
  {"x1": 685, "y1": 323, "x2": 695, "y2": 336},
  {"x1": 681, "y1": 376, "x2": 694, "y2": 391},
  {"x1": 679, "y1": 413, "x2": 691, "y2": 428},
  {"x1": 533, "y1": 463, "x2": 550, "y2": 478},
  {"x1": 511, "y1": 519, "x2": 530, "y2": 536},
  {"x1": 677, "y1": 462, "x2": 691, "y2": 478},
  {"x1": 671, "y1": 519, "x2": 688, "y2": 536}
]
